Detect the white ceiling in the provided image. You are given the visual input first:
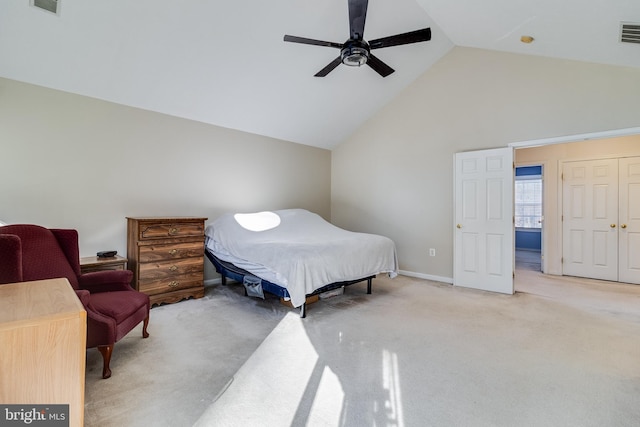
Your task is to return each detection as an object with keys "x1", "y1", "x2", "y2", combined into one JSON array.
[{"x1": 1, "y1": 0, "x2": 639, "y2": 150}]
